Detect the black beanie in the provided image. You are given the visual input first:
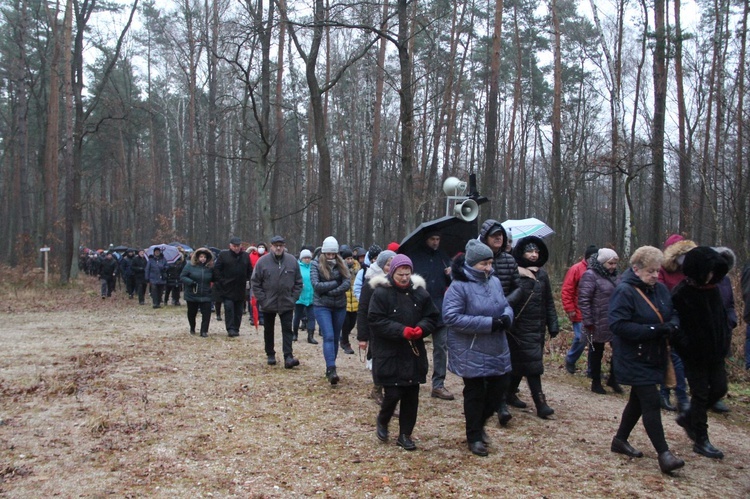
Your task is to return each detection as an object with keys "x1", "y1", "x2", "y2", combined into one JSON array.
[{"x1": 585, "y1": 245, "x2": 599, "y2": 260}]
